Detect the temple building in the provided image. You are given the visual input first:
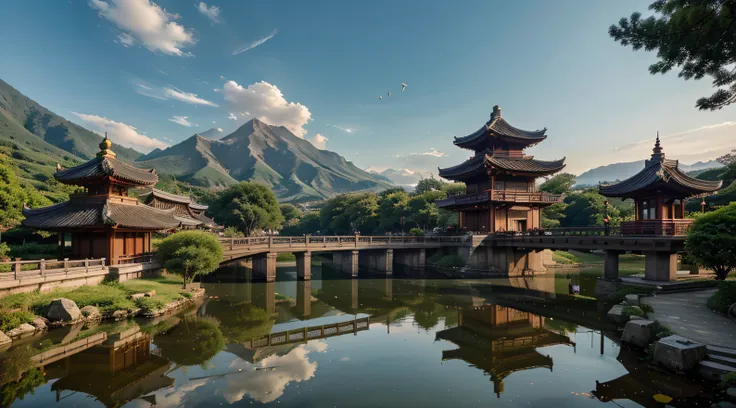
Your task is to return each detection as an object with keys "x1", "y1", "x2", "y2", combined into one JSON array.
[
  {"x1": 138, "y1": 188, "x2": 218, "y2": 231},
  {"x1": 21, "y1": 136, "x2": 181, "y2": 264},
  {"x1": 437, "y1": 106, "x2": 566, "y2": 233},
  {"x1": 600, "y1": 136, "x2": 722, "y2": 235}
]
